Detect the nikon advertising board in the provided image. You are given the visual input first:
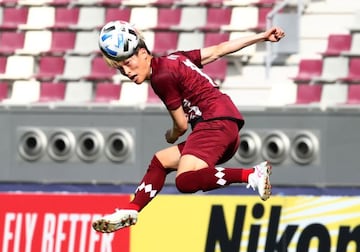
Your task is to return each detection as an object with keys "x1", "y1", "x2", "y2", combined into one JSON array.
[{"x1": 0, "y1": 193, "x2": 359, "y2": 252}]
